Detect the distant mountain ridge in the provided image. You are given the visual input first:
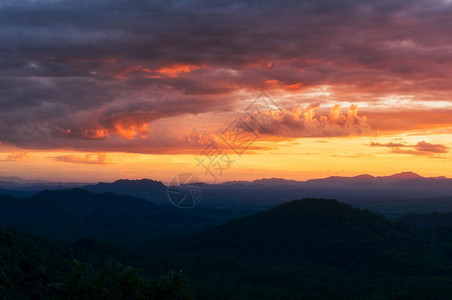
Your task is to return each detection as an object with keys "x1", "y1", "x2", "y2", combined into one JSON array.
[
  {"x1": 220, "y1": 172, "x2": 445, "y2": 186},
  {"x1": 2, "y1": 172, "x2": 452, "y2": 218},
  {"x1": 0, "y1": 177, "x2": 93, "y2": 197},
  {"x1": 83, "y1": 179, "x2": 168, "y2": 204},
  {"x1": 0, "y1": 188, "x2": 229, "y2": 243},
  {"x1": 212, "y1": 172, "x2": 452, "y2": 199},
  {"x1": 1, "y1": 171, "x2": 449, "y2": 191}
]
